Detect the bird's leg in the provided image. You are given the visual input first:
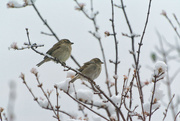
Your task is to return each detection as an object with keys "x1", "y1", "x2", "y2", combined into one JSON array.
[
  {"x1": 54, "y1": 57, "x2": 60, "y2": 63},
  {"x1": 61, "y1": 62, "x2": 66, "y2": 66},
  {"x1": 54, "y1": 57, "x2": 66, "y2": 66}
]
